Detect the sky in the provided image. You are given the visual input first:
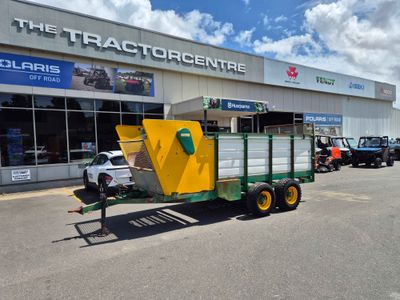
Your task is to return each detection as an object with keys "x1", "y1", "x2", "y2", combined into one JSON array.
[{"x1": 30, "y1": 0, "x2": 400, "y2": 107}]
